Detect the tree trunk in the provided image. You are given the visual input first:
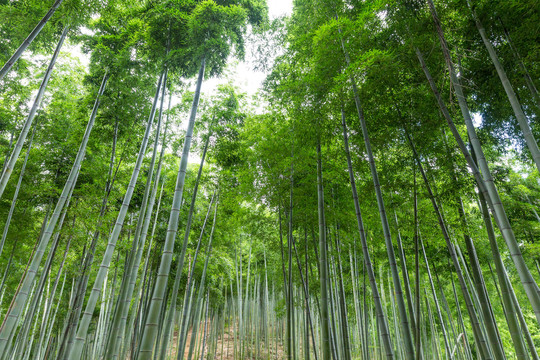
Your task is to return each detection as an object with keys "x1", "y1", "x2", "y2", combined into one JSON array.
[
  {"x1": 394, "y1": 211, "x2": 417, "y2": 337},
  {"x1": 36, "y1": 231, "x2": 72, "y2": 359},
  {"x1": 414, "y1": 170, "x2": 423, "y2": 360},
  {"x1": 339, "y1": 31, "x2": 414, "y2": 358},
  {"x1": 499, "y1": 21, "x2": 540, "y2": 111},
  {"x1": 13, "y1": 199, "x2": 75, "y2": 359},
  {"x1": 57, "y1": 117, "x2": 120, "y2": 360},
  {"x1": 0, "y1": 71, "x2": 108, "y2": 356},
  {"x1": 0, "y1": 120, "x2": 37, "y2": 258},
  {"x1": 470, "y1": 7, "x2": 540, "y2": 172},
  {"x1": 0, "y1": 0, "x2": 64, "y2": 81},
  {"x1": 457, "y1": 198, "x2": 506, "y2": 360},
  {"x1": 316, "y1": 136, "x2": 331, "y2": 360},
  {"x1": 419, "y1": 236, "x2": 452, "y2": 358},
  {"x1": 405, "y1": 129, "x2": 491, "y2": 359},
  {"x1": 333, "y1": 225, "x2": 351, "y2": 360},
  {"x1": 158, "y1": 132, "x2": 210, "y2": 359},
  {"x1": 415, "y1": 42, "x2": 540, "y2": 325},
  {"x1": 476, "y1": 179, "x2": 531, "y2": 359},
  {"x1": 153, "y1": 117, "x2": 189, "y2": 360},
  {"x1": 67, "y1": 70, "x2": 162, "y2": 360},
  {"x1": 340, "y1": 107, "x2": 394, "y2": 359},
  {"x1": 176, "y1": 194, "x2": 216, "y2": 360},
  {"x1": 106, "y1": 69, "x2": 168, "y2": 359},
  {"x1": 138, "y1": 57, "x2": 206, "y2": 359},
  {"x1": 0, "y1": 25, "x2": 69, "y2": 199},
  {"x1": 291, "y1": 233, "x2": 318, "y2": 360},
  {"x1": 287, "y1": 147, "x2": 294, "y2": 360}
]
